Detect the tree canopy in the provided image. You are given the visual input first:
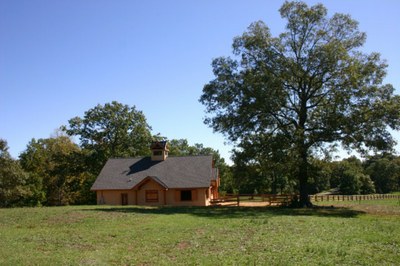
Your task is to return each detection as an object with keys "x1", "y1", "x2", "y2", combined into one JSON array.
[
  {"x1": 0, "y1": 139, "x2": 32, "y2": 207},
  {"x1": 19, "y1": 136, "x2": 93, "y2": 206},
  {"x1": 364, "y1": 154, "x2": 400, "y2": 193},
  {"x1": 63, "y1": 101, "x2": 153, "y2": 173},
  {"x1": 200, "y1": 1, "x2": 400, "y2": 206}
]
